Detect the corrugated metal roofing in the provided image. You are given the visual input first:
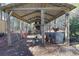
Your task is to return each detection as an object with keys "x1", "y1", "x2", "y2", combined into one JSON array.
[{"x1": 2, "y1": 3, "x2": 76, "y2": 23}]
